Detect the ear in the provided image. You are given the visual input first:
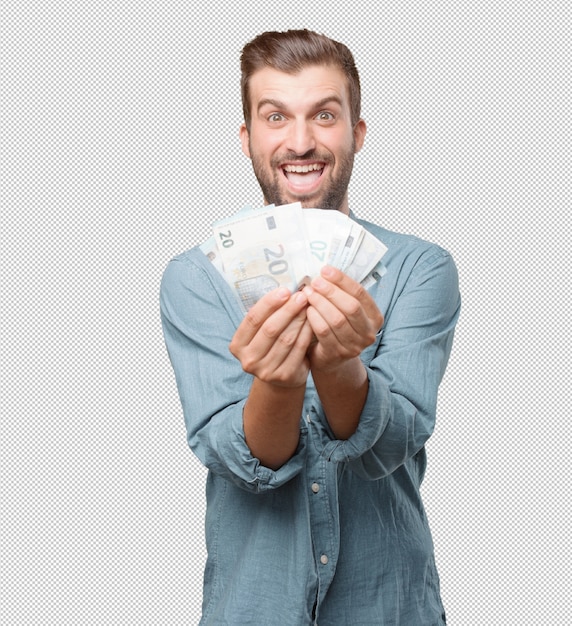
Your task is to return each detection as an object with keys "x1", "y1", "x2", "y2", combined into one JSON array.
[
  {"x1": 353, "y1": 118, "x2": 367, "y2": 153},
  {"x1": 239, "y1": 123, "x2": 251, "y2": 158}
]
